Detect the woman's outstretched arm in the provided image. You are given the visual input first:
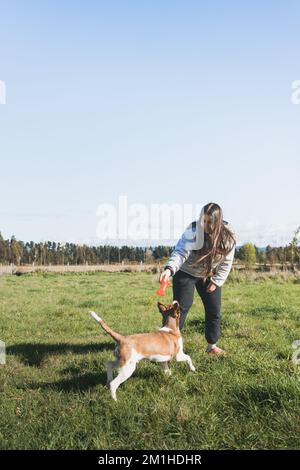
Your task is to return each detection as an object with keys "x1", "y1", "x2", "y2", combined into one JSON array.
[{"x1": 163, "y1": 222, "x2": 195, "y2": 276}]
